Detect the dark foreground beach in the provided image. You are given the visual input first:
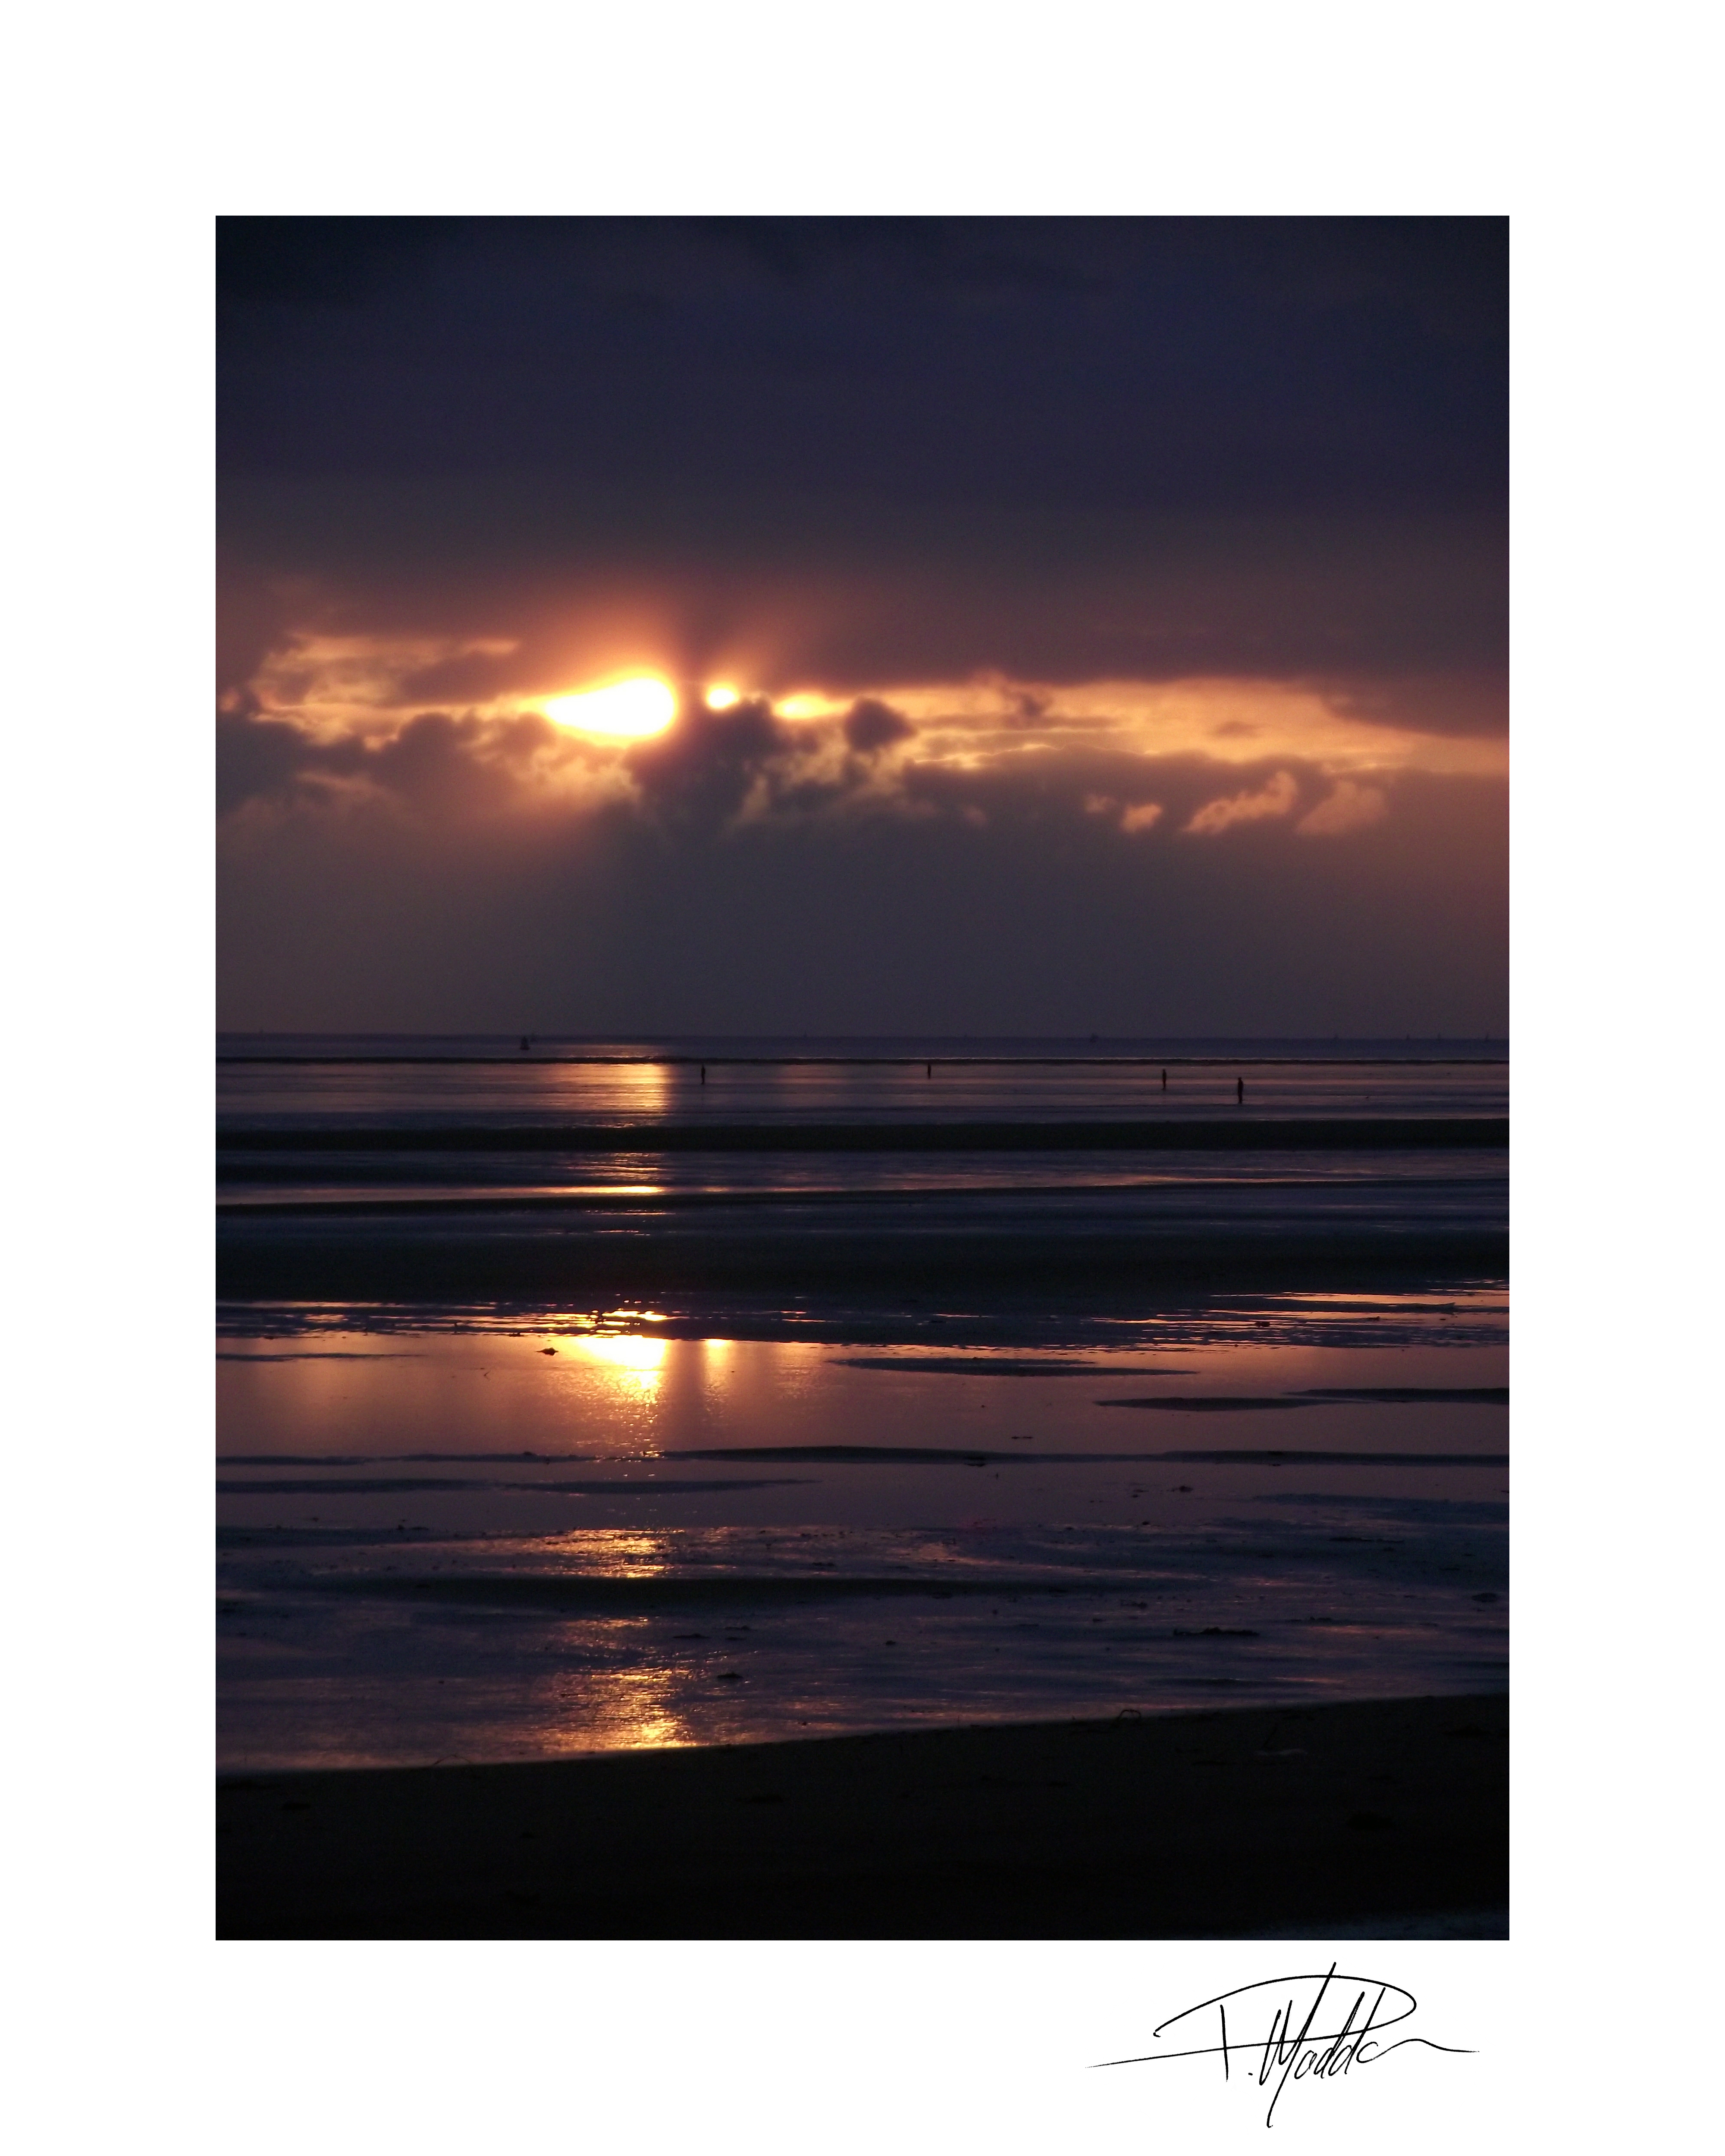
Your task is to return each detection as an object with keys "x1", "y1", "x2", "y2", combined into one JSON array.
[{"x1": 218, "y1": 1691, "x2": 1506, "y2": 1940}]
